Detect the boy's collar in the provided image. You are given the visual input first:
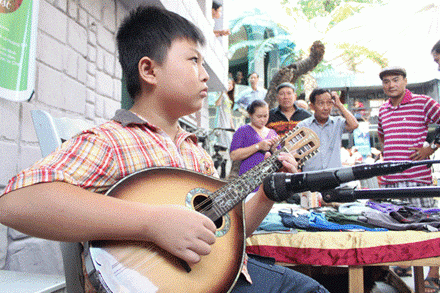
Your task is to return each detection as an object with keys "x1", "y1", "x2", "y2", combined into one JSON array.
[
  {"x1": 112, "y1": 109, "x2": 150, "y2": 127},
  {"x1": 112, "y1": 109, "x2": 196, "y2": 142}
]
